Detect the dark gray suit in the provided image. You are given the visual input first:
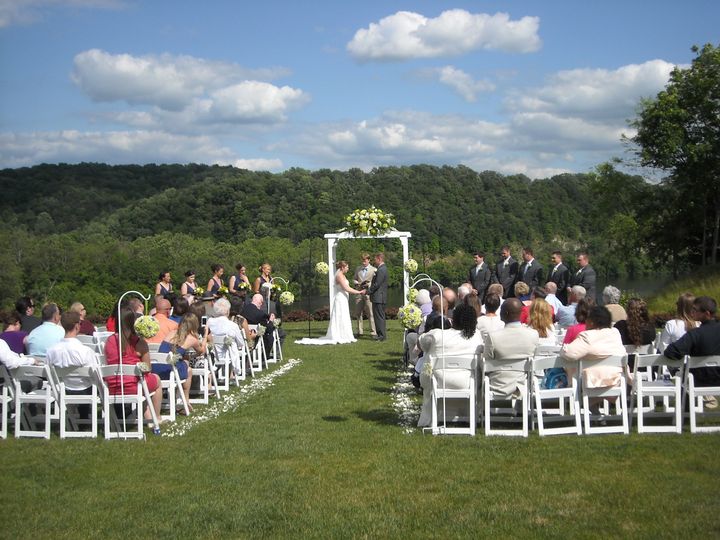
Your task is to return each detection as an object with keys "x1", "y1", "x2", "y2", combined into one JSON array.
[
  {"x1": 468, "y1": 263, "x2": 492, "y2": 302},
  {"x1": 493, "y1": 257, "x2": 518, "y2": 298},
  {"x1": 368, "y1": 262, "x2": 388, "y2": 340},
  {"x1": 547, "y1": 263, "x2": 570, "y2": 305},
  {"x1": 569, "y1": 265, "x2": 597, "y2": 301},
  {"x1": 517, "y1": 259, "x2": 544, "y2": 289}
]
